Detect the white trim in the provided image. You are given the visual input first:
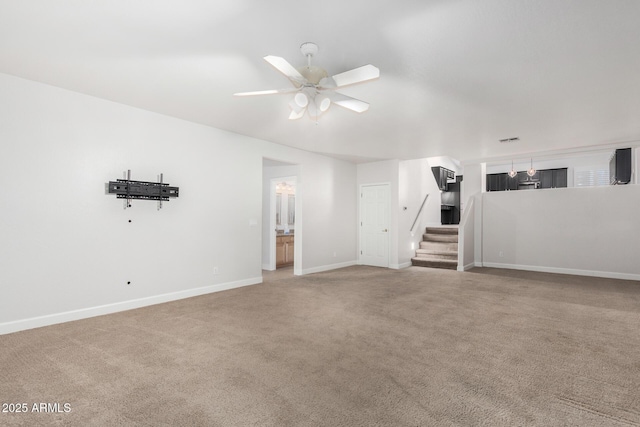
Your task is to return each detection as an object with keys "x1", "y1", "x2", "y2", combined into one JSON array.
[
  {"x1": 390, "y1": 262, "x2": 412, "y2": 270},
  {"x1": 266, "y1": 175, "x2": 299, "y2": 273},
  {"x1": 300, "y1": 260, "x2": 357, "y2": 275},
  {"x1": 457, "y1": 262, "x2": 476, "y2": 271},
  {"x1": 268, "y1": 178, "x2": 278, "y2": 271},
  {"x1": 481, "y1": 262, "x2": 640, "y2": 281},
  {"x1": 0, "y1": 277, "x2": 262, "y2": 336},
  {"x1": 424, "y1": 222, "x2": 442, "y2": 228},
  {"x1": 270, "y1": 176, "x2": 297, "y2": 271}
]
